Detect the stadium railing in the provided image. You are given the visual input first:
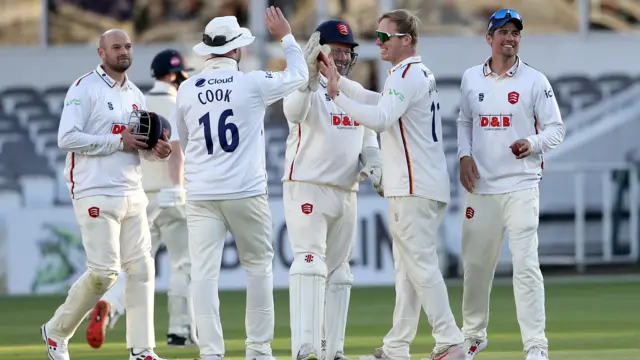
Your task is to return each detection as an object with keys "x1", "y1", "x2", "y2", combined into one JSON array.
[{"x1": 542, "y1": 163, "x2": 639, "y2": 272}]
